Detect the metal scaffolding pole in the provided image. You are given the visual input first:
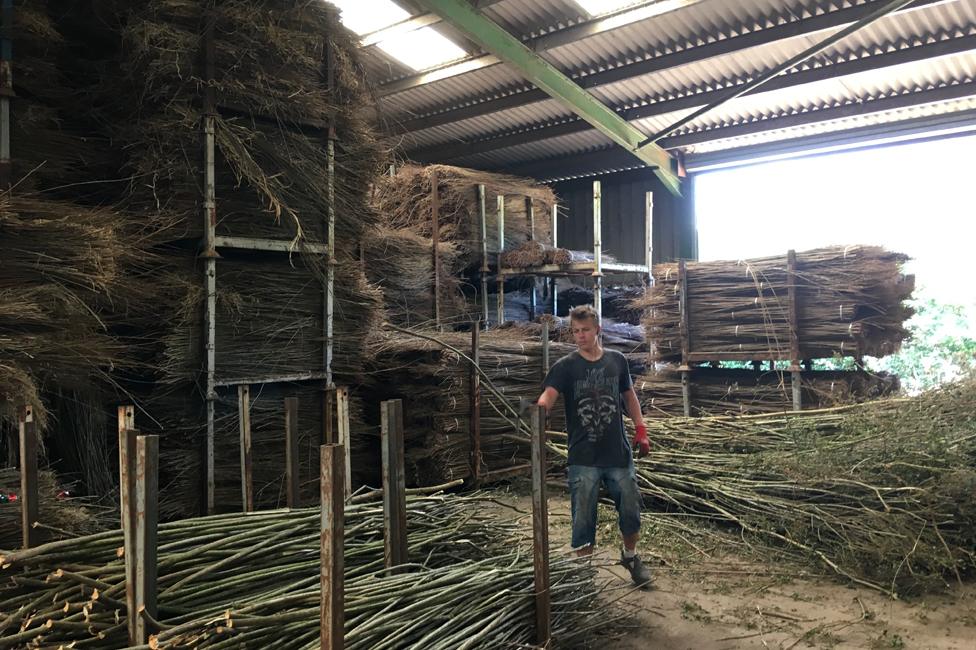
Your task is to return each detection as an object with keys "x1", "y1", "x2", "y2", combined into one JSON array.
[
  {"x1": 592, "y1": 181, "x2": 603, "y2": 322},
  {"x1": 0, "y1": 0, "x2": 11, "y2": 189},
  {"x1": 479, "y1": 184, "x2": 489, "y2": 328}
]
